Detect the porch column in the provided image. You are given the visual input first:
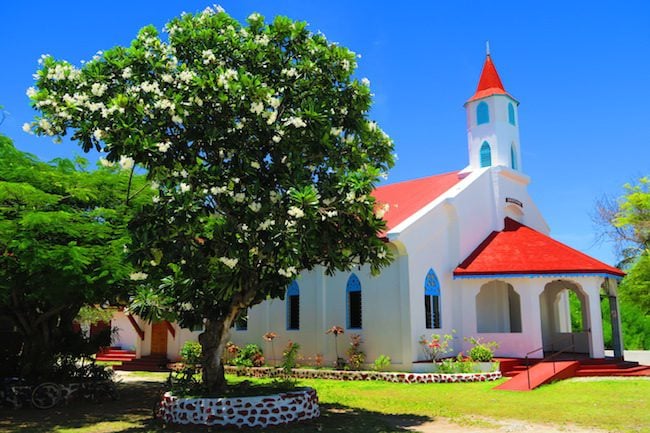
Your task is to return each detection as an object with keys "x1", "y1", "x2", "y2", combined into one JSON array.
[
  {"x1": 584, "y1": 281, "x2": 605, "y2": 358},
  {"x1": 605, "y1": 278, "x2": 625, "y2": 359}
]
